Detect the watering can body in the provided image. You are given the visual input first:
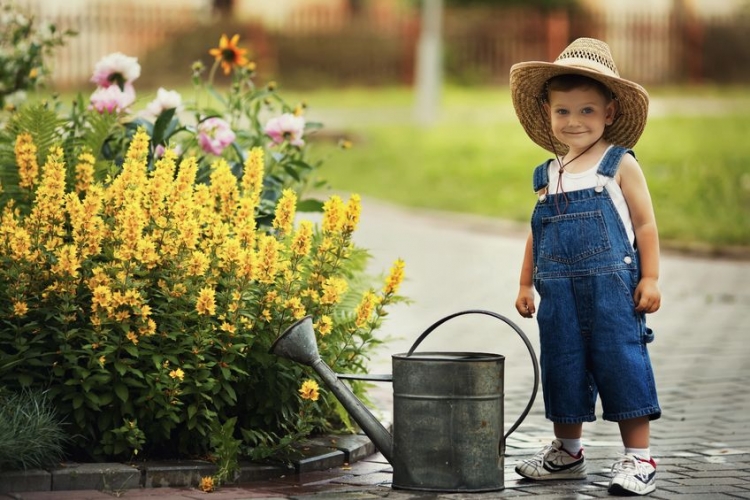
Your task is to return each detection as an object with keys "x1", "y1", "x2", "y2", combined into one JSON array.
[
  {"x1": 391, "y1": 351, "x2": 505, "y2": 491},
  {"x1": 270, "y1": 309, "x2": 539, "y2": 493}
]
